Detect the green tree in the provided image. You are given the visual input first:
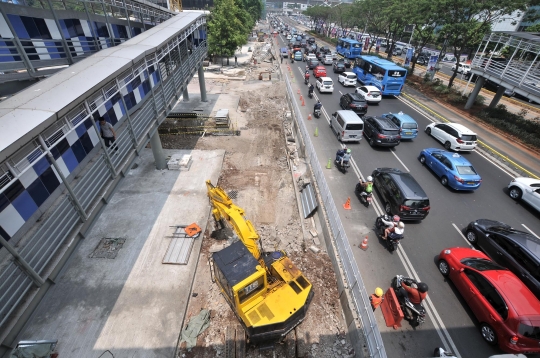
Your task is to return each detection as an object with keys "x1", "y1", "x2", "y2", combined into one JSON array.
[{"x1": 526, "y1": 22, "x2": 540, "y2": 32}]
